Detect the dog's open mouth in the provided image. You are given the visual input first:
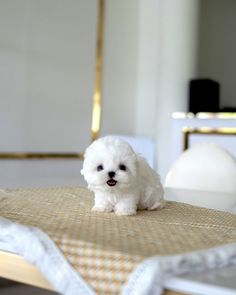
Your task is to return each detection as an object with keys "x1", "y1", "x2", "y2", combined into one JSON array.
[{"x1": 107, "y1": 179, "x2": 117, "y2": 187}]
